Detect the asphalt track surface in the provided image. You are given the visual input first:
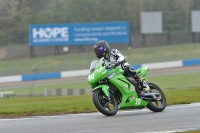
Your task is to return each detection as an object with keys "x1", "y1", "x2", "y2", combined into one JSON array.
[{"x1": 0, "y1": 103, "x2": 200, "y2": 133}]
